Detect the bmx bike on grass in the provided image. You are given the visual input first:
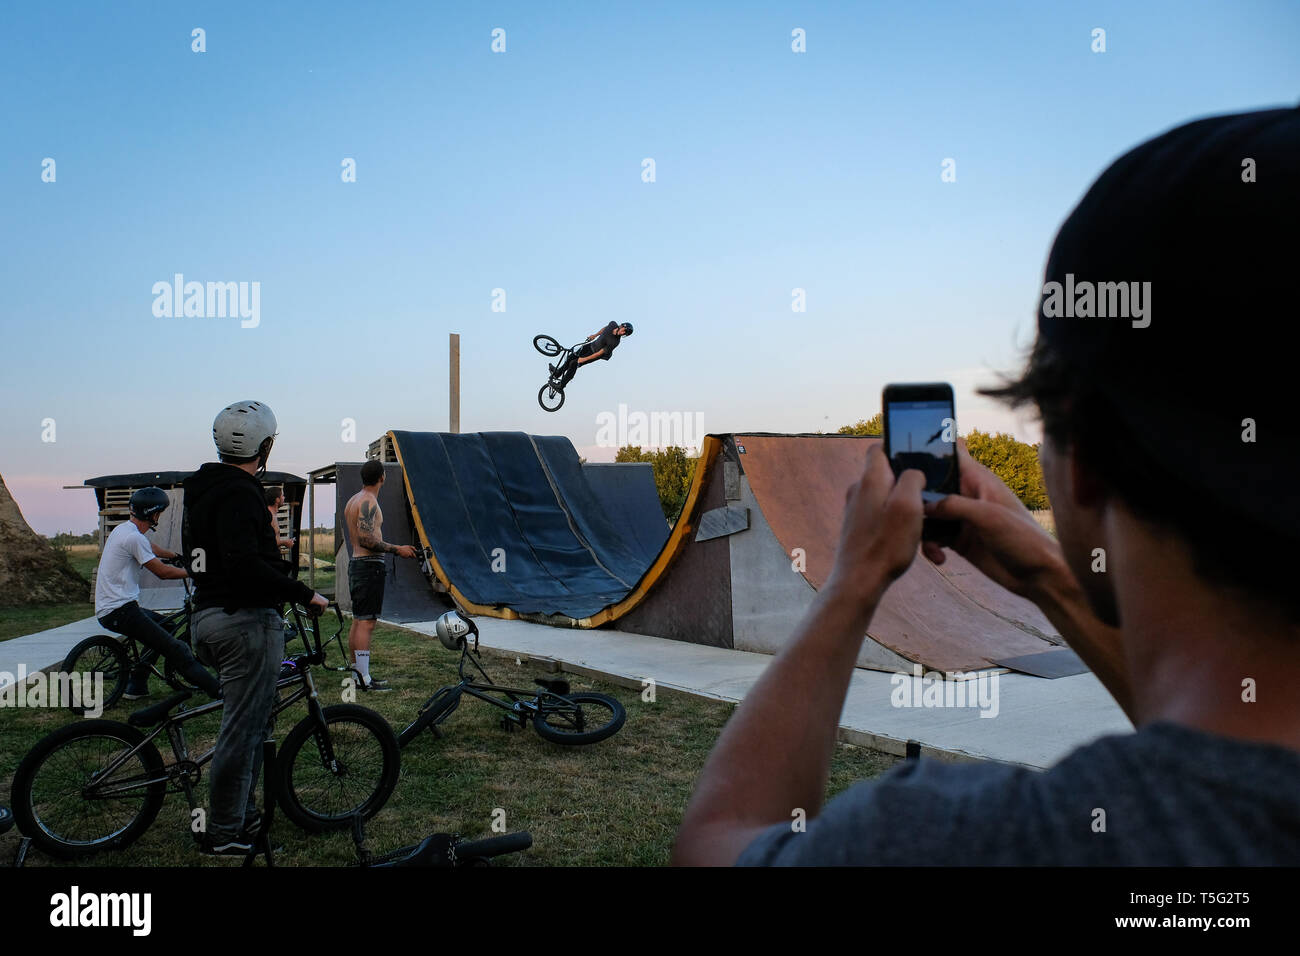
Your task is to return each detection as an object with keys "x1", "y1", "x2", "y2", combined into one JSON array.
[
  {"x1": 396, "y1": 616, "x2": 626, "y2": 748},
  {"x1": 11, "y1": 605, "x2": 400, "y2": 860},
  {"x1": 61, "y1": 571, "x2": 213, "y2": 712},
  {"x1": 61, "y1": 573, "x2": 351, "y2": 714},
  {"x1": 533, "y1": 334, "x2": 587, "y2": 412}
]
